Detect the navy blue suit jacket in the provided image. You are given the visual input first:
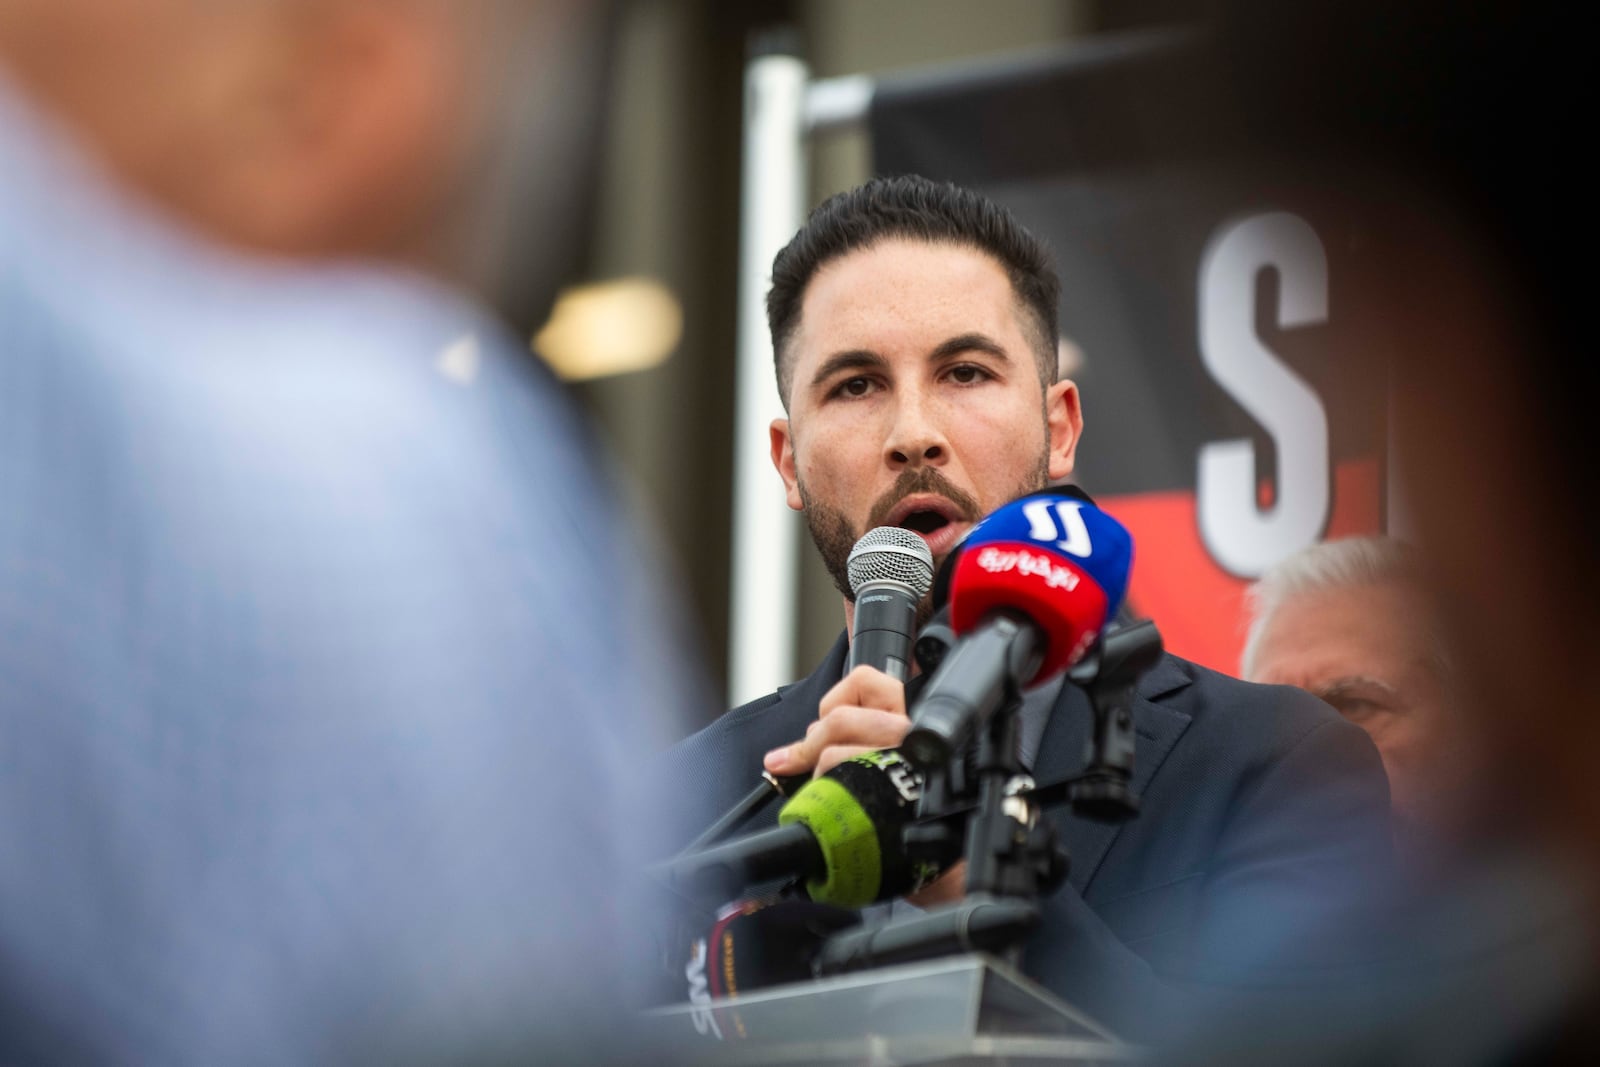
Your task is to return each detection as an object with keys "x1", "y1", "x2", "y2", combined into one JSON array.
[{"x1": 662, "y1": 632, "x2": 1395, "y2": 1039}]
